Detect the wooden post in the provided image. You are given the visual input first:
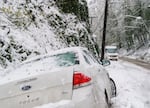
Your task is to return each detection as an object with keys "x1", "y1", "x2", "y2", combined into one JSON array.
[{"x1": 101, "y1": 0, "x2": 109, "y2": 61}]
